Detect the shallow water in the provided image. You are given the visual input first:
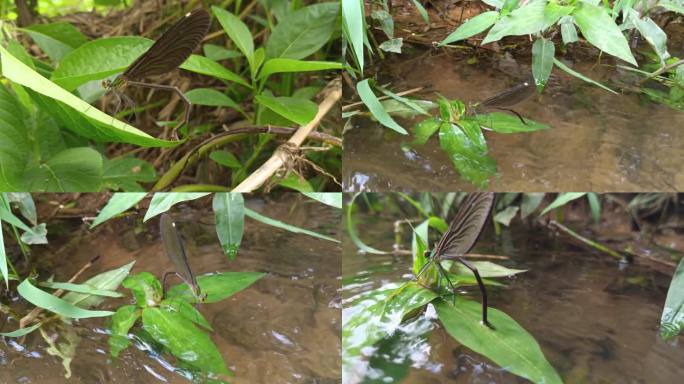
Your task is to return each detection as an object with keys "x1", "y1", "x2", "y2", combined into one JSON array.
[
  {"x1": 0, "y1": 195, "x2": 341, "y2": 384},
  {"x1": 343, "y1": 52, "x2": 684, "y2": 192},
  {"x1": 342, "y1": 209, "x2": 684, "y2": 383}
]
